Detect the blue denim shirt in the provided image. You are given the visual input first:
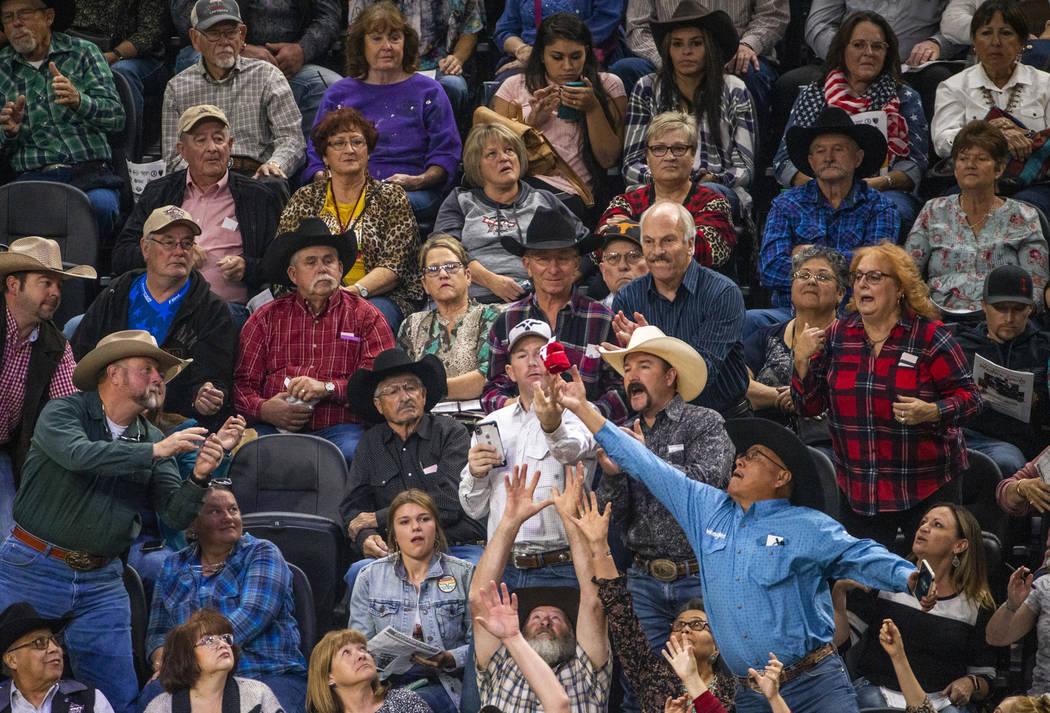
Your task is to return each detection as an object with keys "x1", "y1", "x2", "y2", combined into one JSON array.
[{"x1": 350, "y1": 552, "x2": 474, "y2": 704}]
